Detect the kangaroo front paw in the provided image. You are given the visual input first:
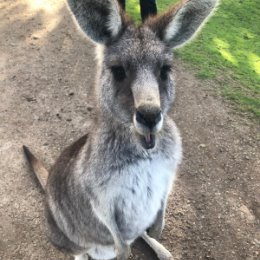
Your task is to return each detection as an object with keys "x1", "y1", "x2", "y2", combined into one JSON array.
[{"x1": 117, "y1": 244, "x2": 131, "y2": 260}]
